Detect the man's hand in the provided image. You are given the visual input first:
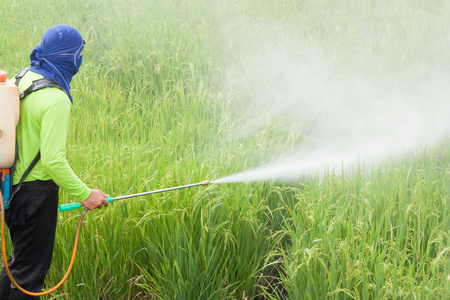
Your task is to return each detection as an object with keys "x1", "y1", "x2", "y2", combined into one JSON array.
[{"x1": 81, "y1": 189, "x2": 110, "y2": 210}]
